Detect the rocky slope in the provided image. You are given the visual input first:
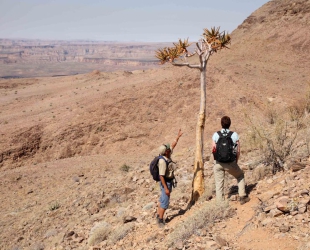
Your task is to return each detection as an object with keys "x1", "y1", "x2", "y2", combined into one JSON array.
[{"x1": 1, "y1": 0, "x2": 310, "y2": 249}]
